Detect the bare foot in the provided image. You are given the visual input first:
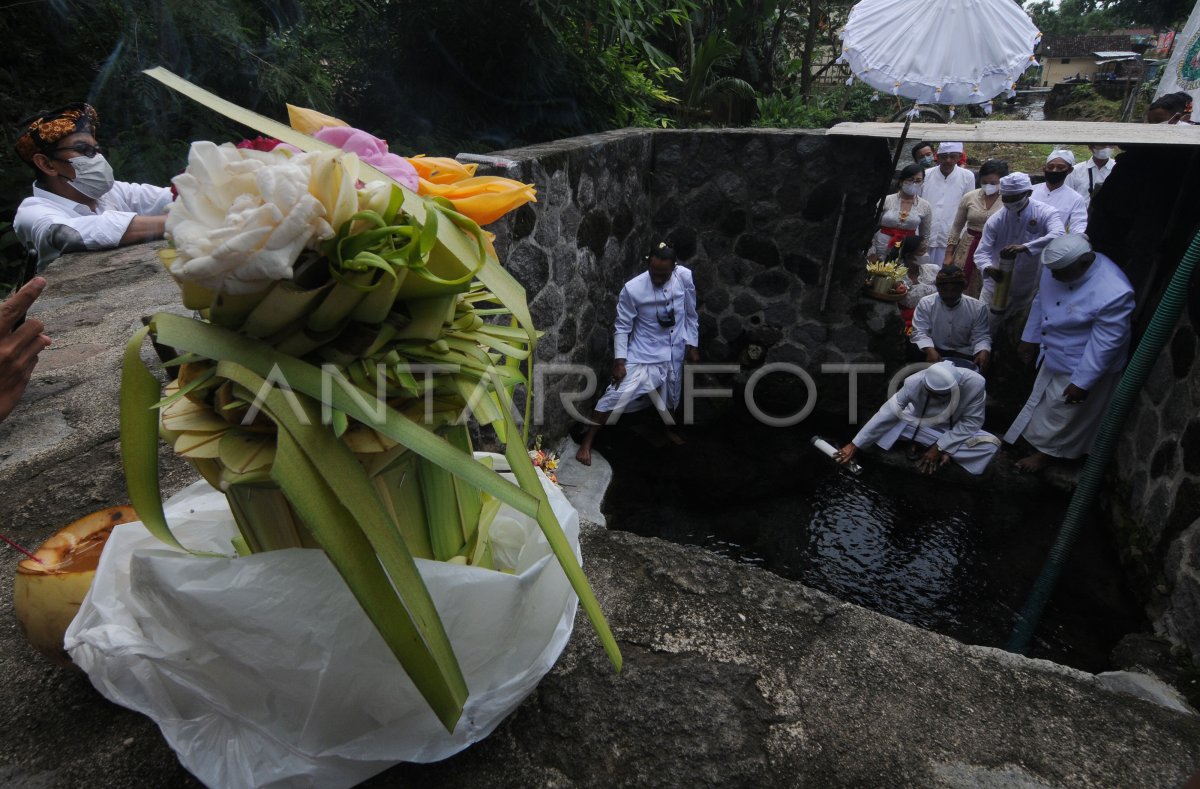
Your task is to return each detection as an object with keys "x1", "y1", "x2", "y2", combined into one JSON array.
[
  {"x1": 1015, "y1": 451, "x2": 1051, "y2": 473},
  {"x1": 575, "y1": 445, "x2": 592, "y2": 466},
  {"x1": 665, "y1": 429, "x2": 686, "y2": 446}
]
